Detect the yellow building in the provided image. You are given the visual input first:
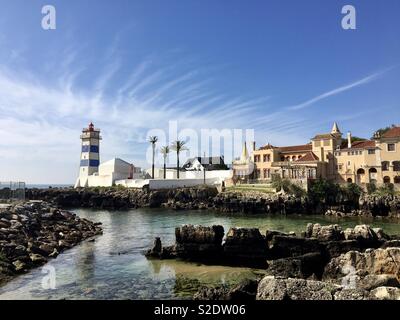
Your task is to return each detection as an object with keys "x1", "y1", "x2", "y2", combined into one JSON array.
[{"x1": 252, "y1": 123, "x2": 400, "y2": 189}]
